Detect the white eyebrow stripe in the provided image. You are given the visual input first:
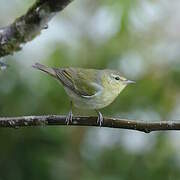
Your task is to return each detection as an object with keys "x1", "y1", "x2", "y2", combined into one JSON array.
[{"x1": 111, "y1": 73, "x2": 119, "y2": 78}]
